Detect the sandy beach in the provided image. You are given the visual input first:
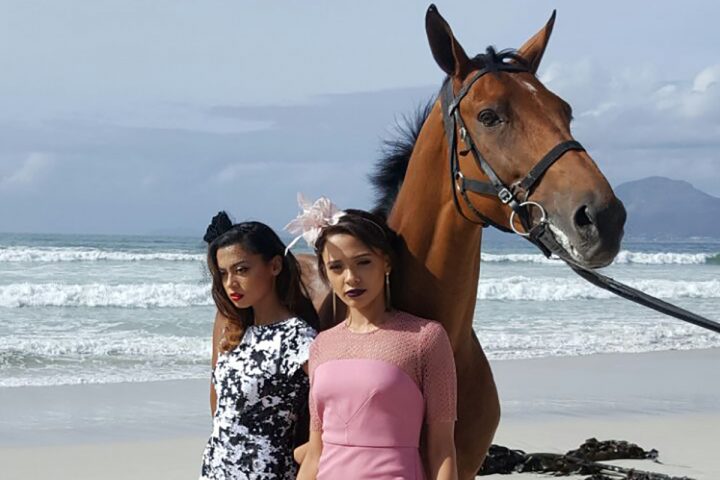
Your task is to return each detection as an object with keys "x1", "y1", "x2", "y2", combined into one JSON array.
[{"x1": 2, "y1": 348, "x2": 718, "y2": 479}]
